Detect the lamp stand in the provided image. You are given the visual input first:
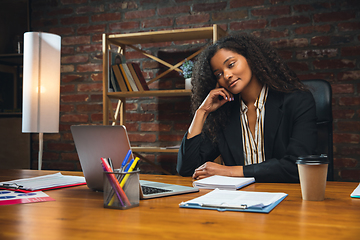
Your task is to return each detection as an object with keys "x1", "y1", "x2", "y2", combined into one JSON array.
[{"x1": 38, "y1": 132, "x2": 43, "y2": 170}]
